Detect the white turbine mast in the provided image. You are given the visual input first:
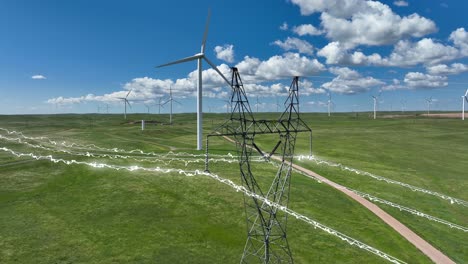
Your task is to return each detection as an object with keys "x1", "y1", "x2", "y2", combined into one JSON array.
[
  {"x1": 144, "y1": 104, "x2": 151, "y2": 114},
  {"x1": 256, "y1": 96, "x2": 260, "y2": 113},
  {"x1": 223, "y1": 99, "x2": 231, "y2": 113},
  {"x1": 155, "y1": 97, "x2": 164, "y2": 114},
  {"x1": 162, "y1": 86, "x2": 181, "y2": 125},
  {"x1": 400, "y1": 99, "x2": 407, "y2": 114},
  {"x1": 117, "y1": 89, "x2": 132, "y2": 119},
  {"x1": 425, "y1": 96, "x2": 433, "y2": 115},
  {"x1": 372, "y1": 92, "x2": 381, "y2": 120},
  {"x1": 327, "y1": 92, "x2": 332, "y2": 117},
  {"x1": 156, "y1": 10, "x2": 231, "y2": 150},
  {"x1": 275, "y1": 97, "x2": 281, "y2": 112},
  {"x1": 462, "y1": 89, "x2": 468, "y2": 120}
]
